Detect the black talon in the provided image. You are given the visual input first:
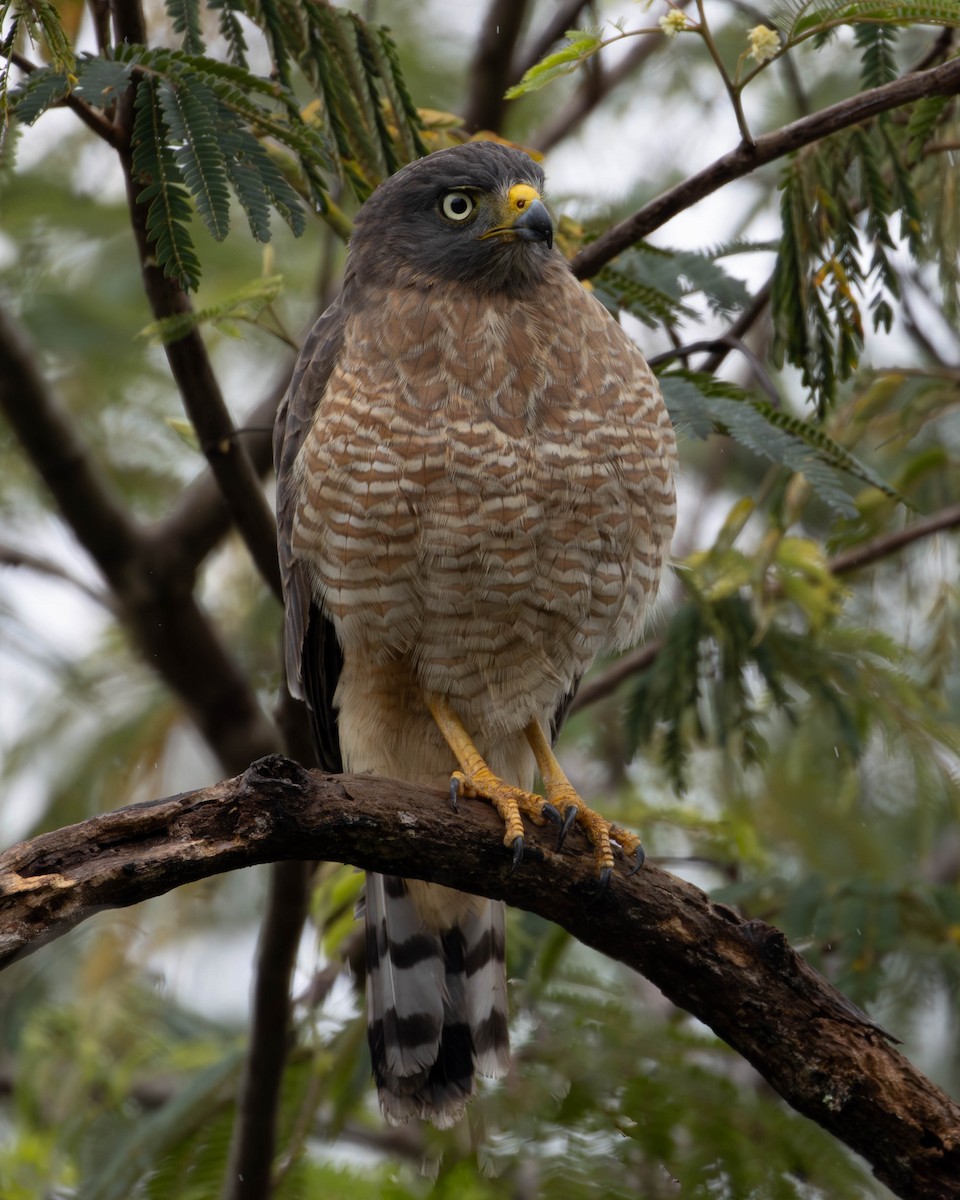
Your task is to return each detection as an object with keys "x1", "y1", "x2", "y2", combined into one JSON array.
[
  {"x1": 510, "y1": 836, "x2": 525, "y2": 873},
  {"x1": 541, "y1": 802, "x2": 562, "y2": 825},
  {"x1": 596, "y1": 866, "x2": 613, "y2": 895},
  {"x1": 449, "y1": 777, "x2": 460, "y2": 813},
  {"x1": 557, "y1": 805, "x2": 578, "y2": 850},
  {"x1": 627, "y1": 844, "x2": 645, "y2": 877}
]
